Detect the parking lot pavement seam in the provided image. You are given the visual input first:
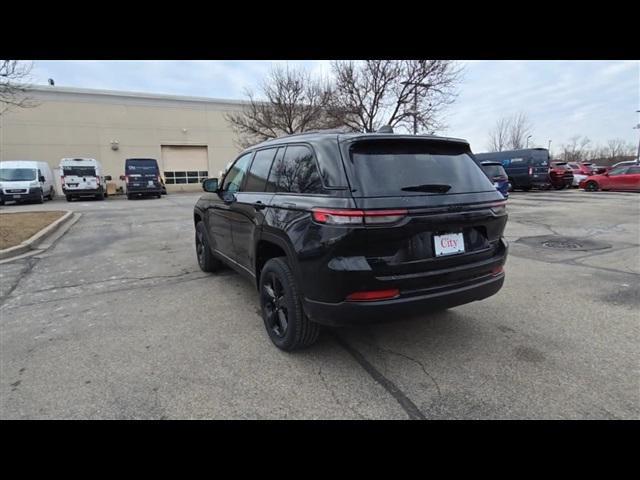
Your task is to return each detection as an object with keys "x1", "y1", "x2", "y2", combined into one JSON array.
[
  {"x1": 0, "y1": 257, "x2": 40, "y2": 308},
  {"x1": 563, "y1": 260, "x2": 640, "y2": 277},
  {"x1": 330, "y1": 332, "x2": 427, "y2": 420},
  {"x1": 559, "y1": 243, "x2": 640, "y2": 262},
  {"x1": 11, "y1": 270, "x2": 205, "y2": 297},
  {"x1": 0, "y1": 272, "x2": 212, "y2": 311},
  {"x1": 509, "y1": 244, "x2": 640, "y2": 277}
]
